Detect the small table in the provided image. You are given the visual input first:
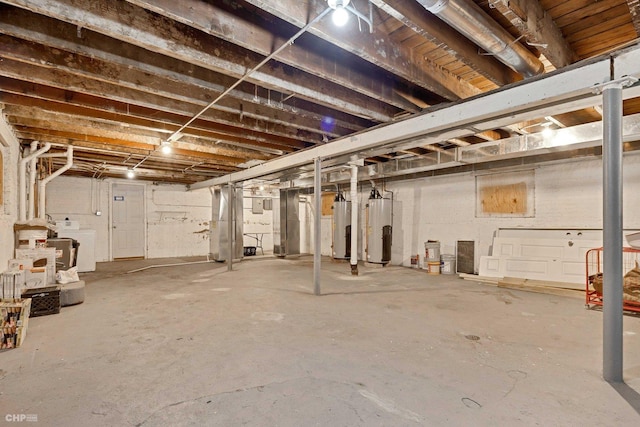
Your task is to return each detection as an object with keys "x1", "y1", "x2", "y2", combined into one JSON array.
[{"x1": 243, "y1": 233, "x2": 265, "y2": 255}]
